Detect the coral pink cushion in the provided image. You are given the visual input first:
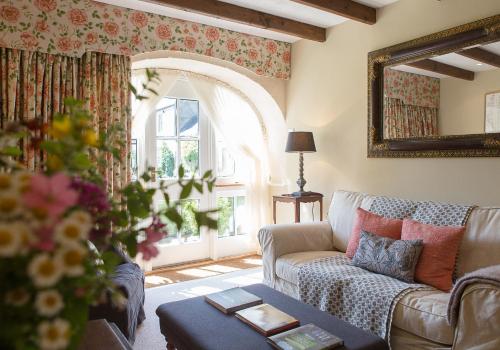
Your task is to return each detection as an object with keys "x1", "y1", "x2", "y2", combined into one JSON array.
[
  {"x1": 401, "y1": 219, "x2": 465, "y2": 291},
  {"x1": 346, "y1": 208, "x2": 403, "y2": 258}
]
